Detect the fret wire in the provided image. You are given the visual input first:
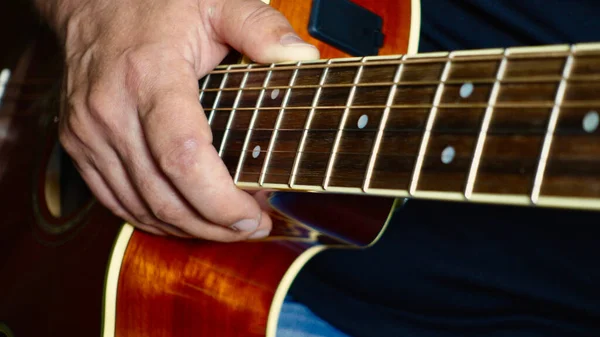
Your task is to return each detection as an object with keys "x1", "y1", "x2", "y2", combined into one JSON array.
[
  {"x1": 363, "y1": 55, "x2": 406, "y2": 191},
  {"x1": 222, "y1": 147, "x2": 600, "y2": 156},
  {"x1": 409, "y1": 53, "x2": 454, "y2": 195},
  {"x1": 531, "y1": 48, "x2": 576, "y2": 203},
  {"x1": 464, "y1": 50, "x2": 509, "y2": 198},
  {"x1": 200, "y1": 75, "x2": 600, "y2": 93},
  {"x1": 208, "y1": 65, "x2": 233, "y2": 125},
  {"x1": 323, "y1": 58, "x2": 367, "y2": 189},
  {"x1": 198, "y1": 74, "x2": 211, "y2": 103},
  {"x1": 210, "y1": 126, "x2": 551, "y2": 133},
  {"x1": 258, "y1": 62, "x2": 301, "y2": 185},
  {"x1": 233, "y1": 64, "x2": 275, "y2": 183},
  {"x1": 289, "y1": 60, "x2": 333, "y2": 187},
  {"x1": 218, "y1": 64, "x2": 252, "y2": 157}
]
